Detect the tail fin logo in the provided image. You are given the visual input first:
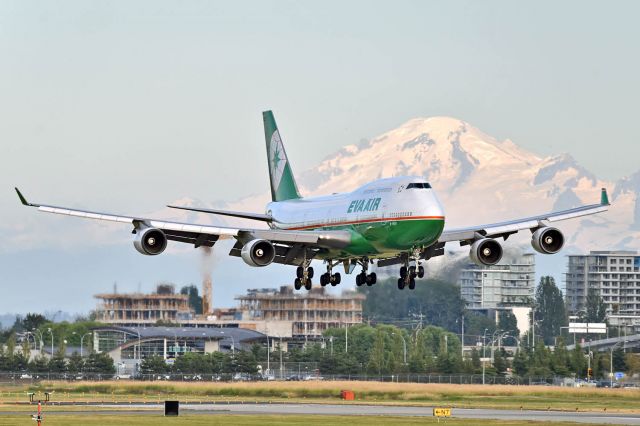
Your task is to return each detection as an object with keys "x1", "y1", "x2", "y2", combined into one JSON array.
[{"x1": 269, "y1": 130, "x2": 286, "y2": 189}]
